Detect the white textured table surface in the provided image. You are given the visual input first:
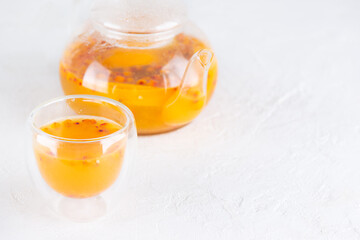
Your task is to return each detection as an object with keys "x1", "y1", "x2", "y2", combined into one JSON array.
[{"x1": 2, "y1": 0, "x2": 360, "y2": 239}]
